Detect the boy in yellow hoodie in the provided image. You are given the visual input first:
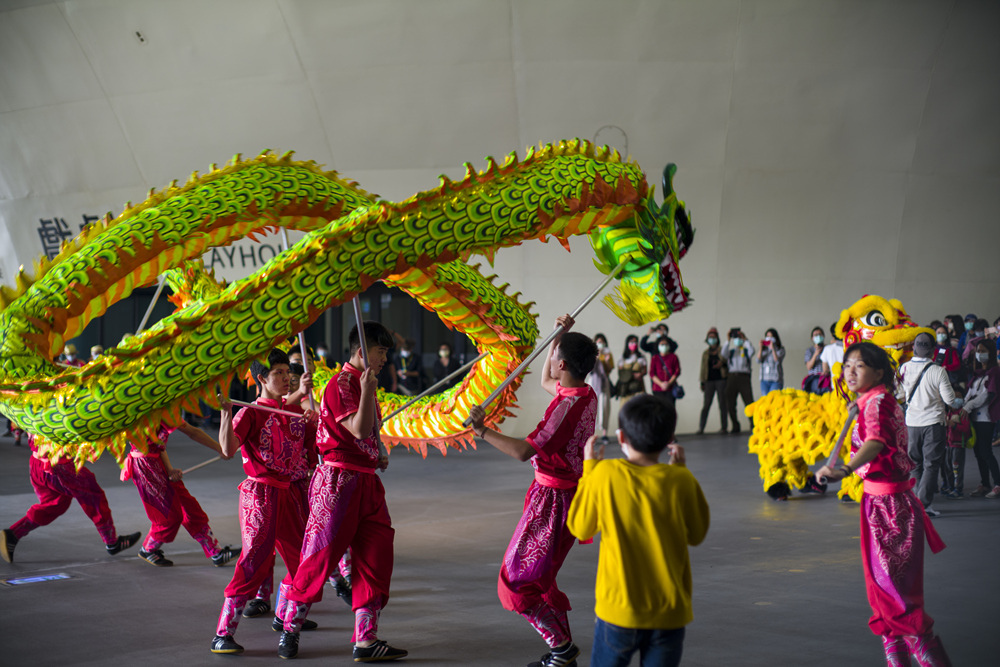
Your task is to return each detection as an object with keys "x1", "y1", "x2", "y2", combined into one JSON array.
[{"x1": 567, "y1": 394, "x2": 710, "y2": 667}]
